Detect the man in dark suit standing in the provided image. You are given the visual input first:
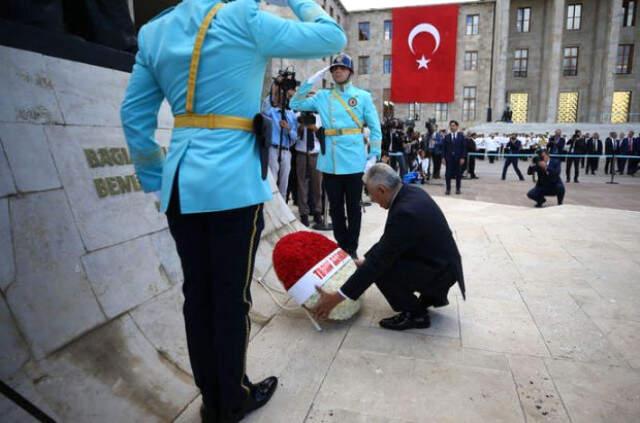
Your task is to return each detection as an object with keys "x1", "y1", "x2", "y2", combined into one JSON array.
[
  {"x1": 502, "y1": 135, "x2": 525, "y2": 181},
  {"x1": 547, "y1": 129, "x2": 566, "y2": 161},
  {"x1": 622, "y1": 131, "x2": 637, "y2": 175},
  {"x1": 565, "y1": 130, "x2": 586, "y2": 183},
  {"x1": 312, "y1": 163, "x2": 465, "y2": 330},
  {"x1": 443, "y1": 120, "x2": 467, "y2": 195},
  {"x1": 527, "y1": 151, "x2": 565, "y2": 207},
  {"x1": 585, "y1": 133, "x2": 603, "y2": 175},
  {"x1": 604, "y1": 132, "x2": 617, "y2": 175},
  {"x1": 632, "y1": 136, "x2": 640, "y2": 176}
]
